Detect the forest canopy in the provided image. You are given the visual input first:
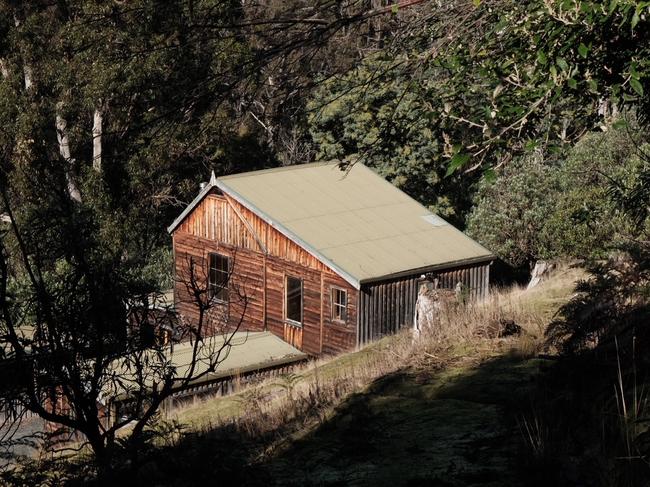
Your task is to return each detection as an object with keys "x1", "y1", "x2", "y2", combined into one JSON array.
[{"x1": 2, "y1": 0, "x2": 650, "y2": 473}]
